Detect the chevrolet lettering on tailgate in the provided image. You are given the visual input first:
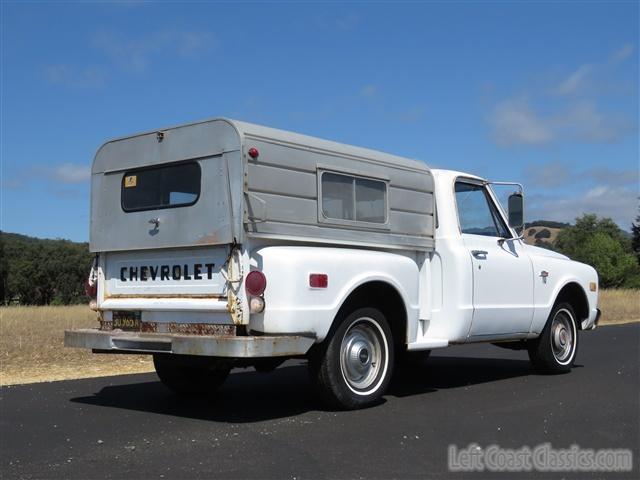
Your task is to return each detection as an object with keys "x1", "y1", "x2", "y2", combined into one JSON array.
[
  {"x1": 119, "y1": 263, "x2": 216, "y2": 282},
  {"x1": 104, "y1": 247, "x2": 229, "y2": 297}
]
